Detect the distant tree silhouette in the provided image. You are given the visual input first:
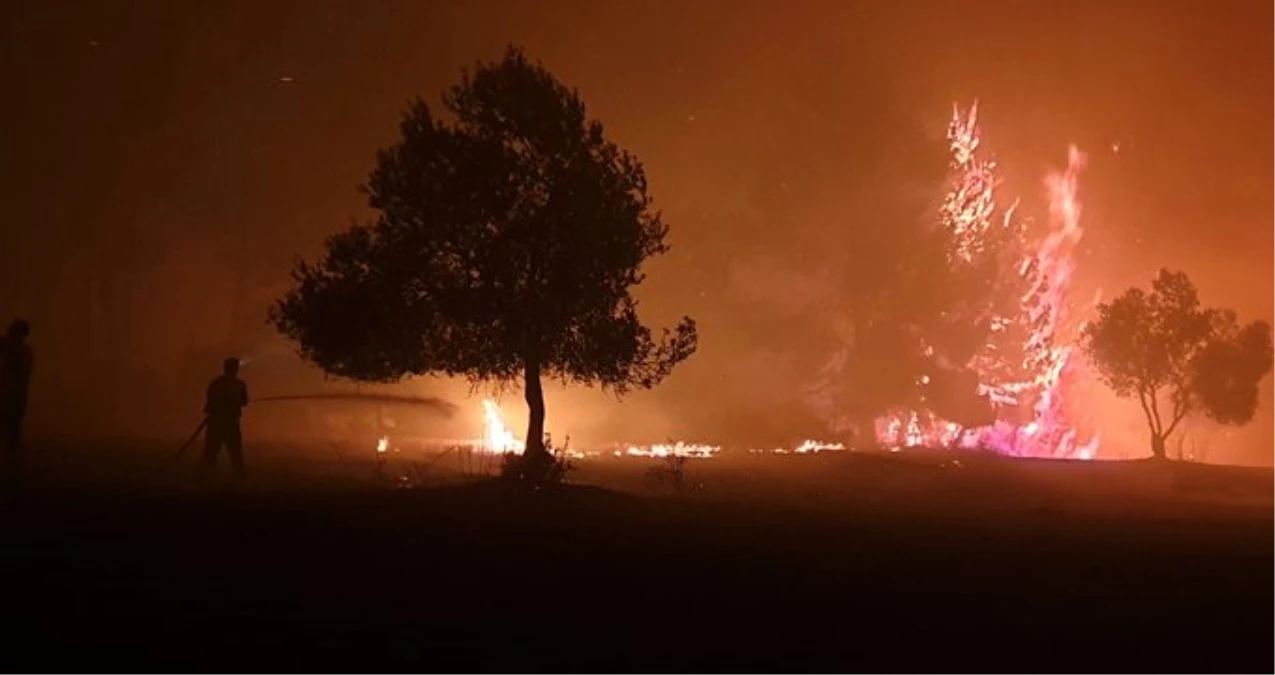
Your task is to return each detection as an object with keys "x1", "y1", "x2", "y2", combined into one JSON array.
[
  {"x1": 271, "y1": 46, "x2": 697, "y2": 480},
  {"x1": 1082, "y1": 269, "x2": 1272, "y2": 460}
]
